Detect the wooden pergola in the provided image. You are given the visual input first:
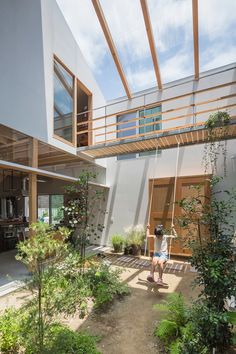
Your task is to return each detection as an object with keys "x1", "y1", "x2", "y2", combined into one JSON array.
[{"x1": 92, "y1": 0, "x2": 199, "y2": 97}]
